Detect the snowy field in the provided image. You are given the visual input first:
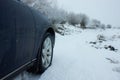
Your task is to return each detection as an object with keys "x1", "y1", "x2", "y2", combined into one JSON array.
[{"x1": 14, "y1": 25, "x2": 120, "y2": 80}]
